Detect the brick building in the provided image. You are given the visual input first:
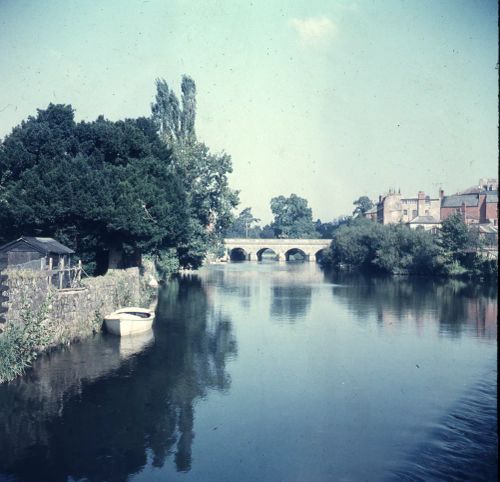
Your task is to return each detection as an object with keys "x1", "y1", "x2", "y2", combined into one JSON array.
[
  {"x1": 440, "y1": 178, "x2": 498, "y2": 226},
  {"x1": 369, "y1": 178, "x2": 497, "y2": 236}
]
